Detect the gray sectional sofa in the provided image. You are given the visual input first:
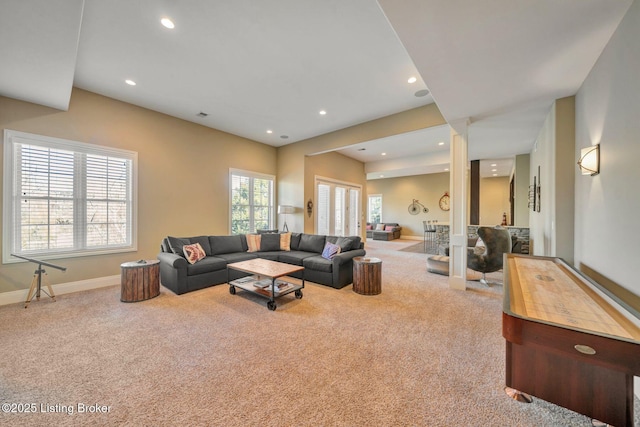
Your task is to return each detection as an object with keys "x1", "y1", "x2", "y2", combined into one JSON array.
[{"x1": 157, "y1": 233, "x2": 366, "y2": 295}]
